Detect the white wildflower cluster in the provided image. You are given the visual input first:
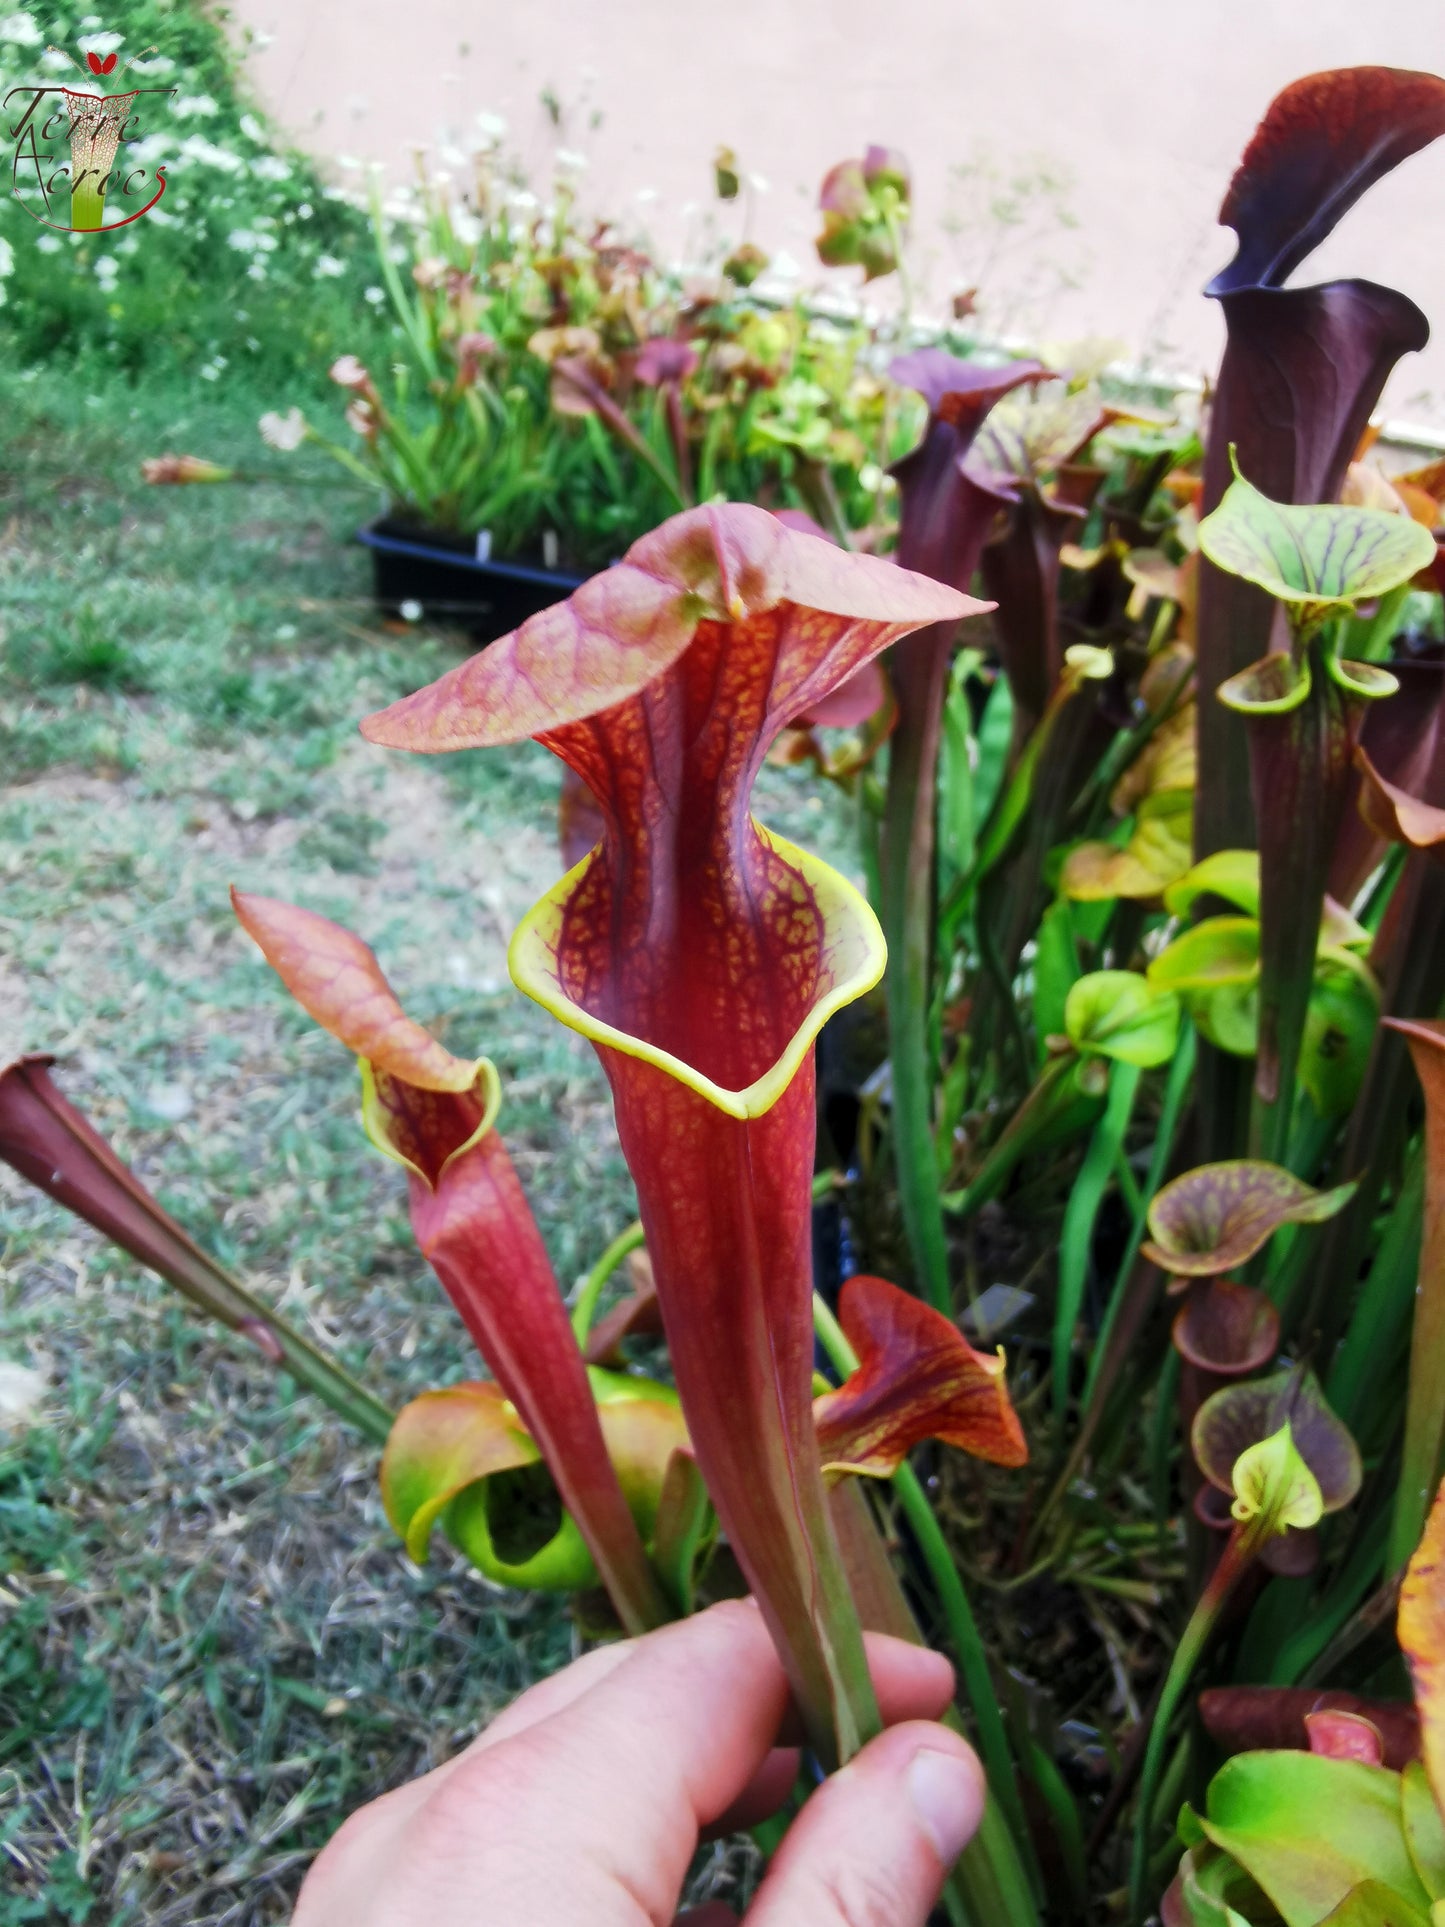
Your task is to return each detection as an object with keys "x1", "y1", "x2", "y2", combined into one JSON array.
[
  {"x1": 228, "y1": 226, "x2": 280, "y2": 255},
  {"x1": 0, "y1": 233, "x2": 12, "y2": 308},
  {"x1": 0, "y1": 11, "x2": 41, "y2": 45},
  {"x1": 176, "y1": 134, "x2": 244, "y2": 175}
]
